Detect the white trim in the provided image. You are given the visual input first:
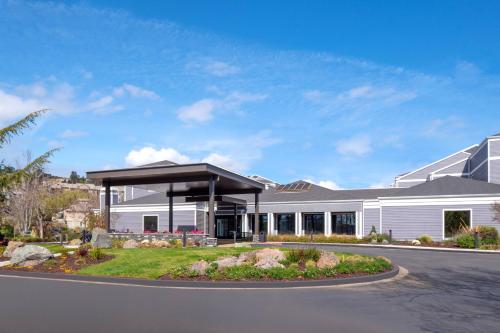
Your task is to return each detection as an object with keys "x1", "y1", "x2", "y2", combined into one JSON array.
[
  {"x1": 324, "y1": 212, "x2": 331, "y2": 236},
  {"x1": 142, "y1": 214, "x2": 159, "y2": 233},
  {"x1": 111, "y1": 205, "x2": 197, "y2": 213},
  {"x1": 469, "y1": 140, "x2": 488, "y2": 161},
  {"x1": 363, "y1": 200, "x2": 381, "y2": 209},
  {"x1": 428, "y1": 157, "x2": 469, "y2": 177},
  {"x1": 380, "y1": 193, "x2": 500, "y2": 200},
  {"x1": 442, "y1": 208, "x2": 472, "y2": 240},
  {"x1": 380, "y1": 196, "x2": 500, "y2": 207},
  {"x1": 469, "y1": 158, "x2": 488, "y2": 175},
  {"x1": 490, "y1": 156, "x2": 500, "y2": 161},
  {"x1": 395, "y1": 178, "x2": 428, "y2": 182},
  {"x1": 488, "y1": 140, "x2": 491, "y2": 183},
  {"x1": 395, "y1": 145, "x2": 476, "y2": 180}
]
